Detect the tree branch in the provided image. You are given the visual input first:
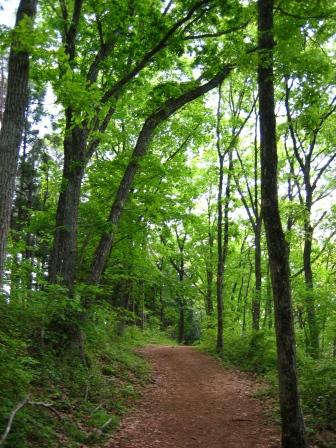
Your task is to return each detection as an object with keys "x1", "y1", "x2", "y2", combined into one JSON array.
[
  {"x1": 101, "y1": 0, "x2": 212, "y2": 103},
  {"x1": 0, "y1": 398, "x2": 28, "y2": 446},
  {"x1": 277, "y1": 6, "x2": 336, "y2": 20},
  {"x1": 312, "y1": 152, "x2": 336, "y2": 192},
  {"x1": 0, "y1": 398, "x2": 63, "y2": 446},
  {"x1": 284, "y1": 77, "x2": 305, "y2": 173},
  {"x1": 291, "y1": 229, "x2": 336, "y2": 279},
  {"x1": 184, "y1": 21, "x2": 249, "y2": 40}
]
